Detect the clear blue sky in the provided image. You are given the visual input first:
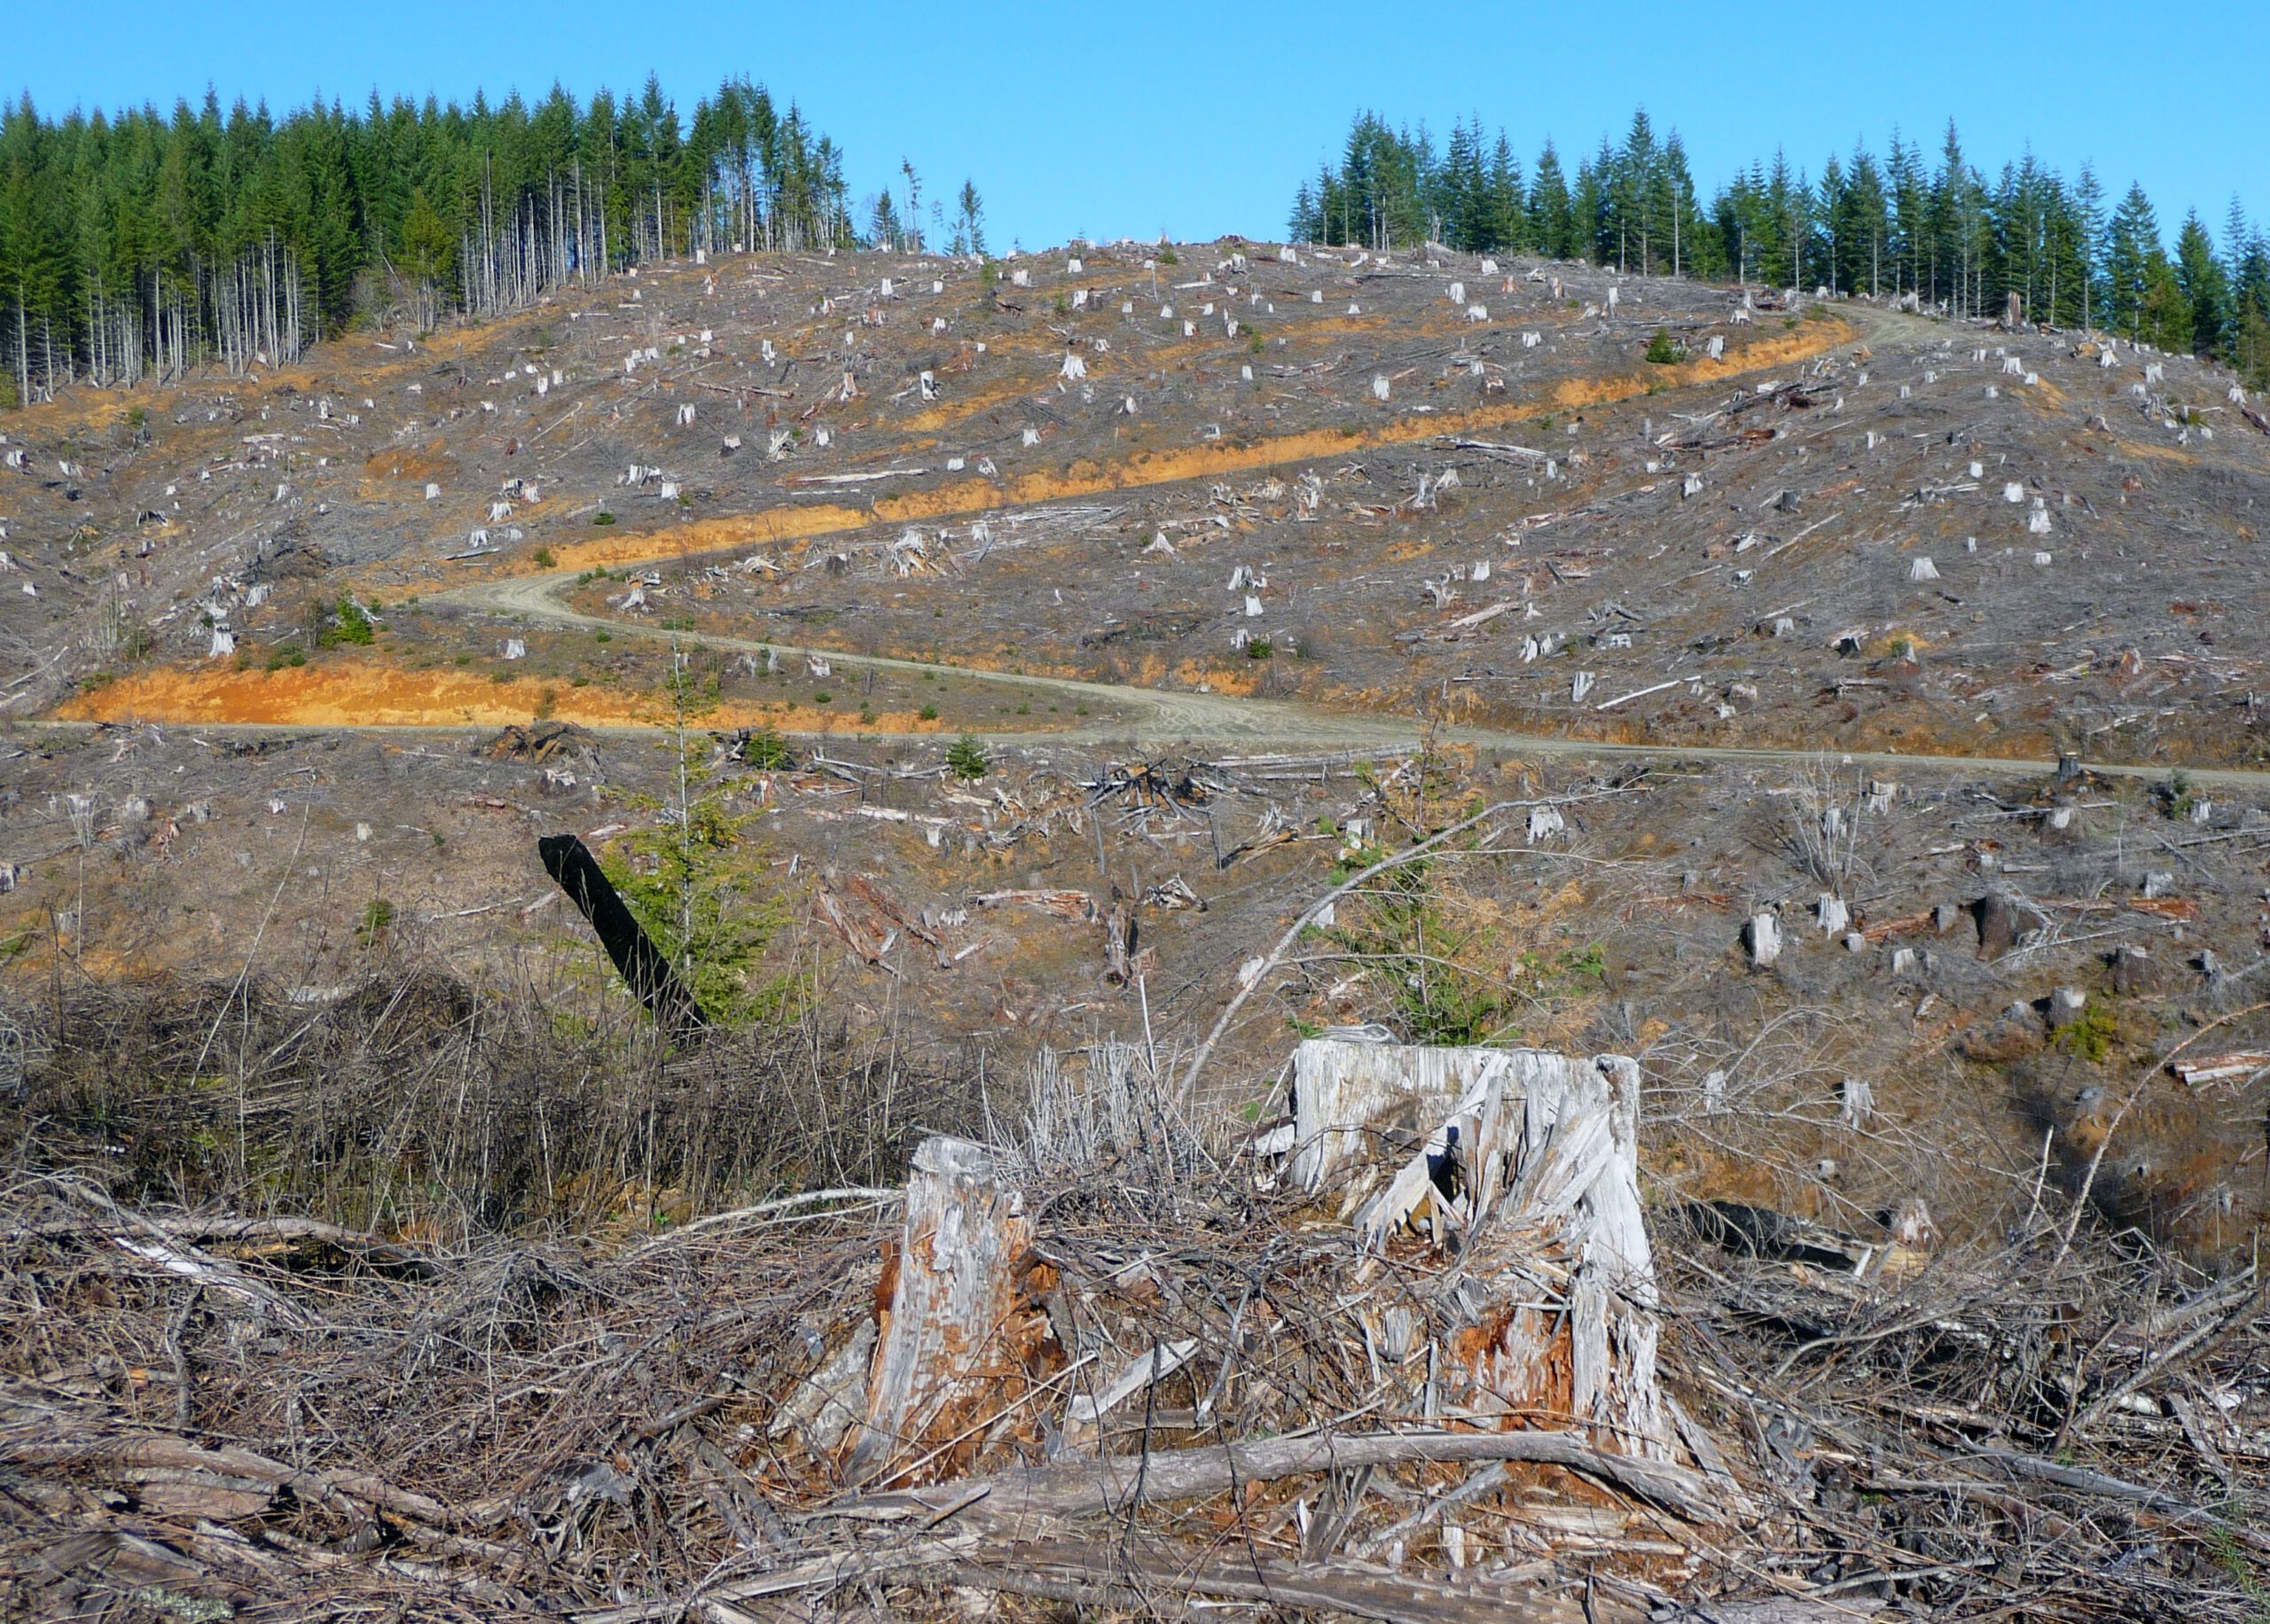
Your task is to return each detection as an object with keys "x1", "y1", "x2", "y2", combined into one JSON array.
[{"x1": 12, "y1": 1, "x2": 2264, "y2": 250}]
